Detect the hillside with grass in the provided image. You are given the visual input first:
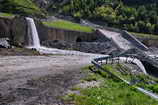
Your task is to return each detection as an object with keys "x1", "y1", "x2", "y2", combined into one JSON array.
[
  {"x1": 43, "y1": 20, "x2": 94, "y2": 33},
  {"x1": 0, "y1": 0, "x2": 46, "y2": 17}
]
